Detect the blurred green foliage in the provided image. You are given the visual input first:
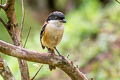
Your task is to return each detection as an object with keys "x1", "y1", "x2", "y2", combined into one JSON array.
[{"x1": 0, "y1": 0, "x2": 120, "y2": 80}]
